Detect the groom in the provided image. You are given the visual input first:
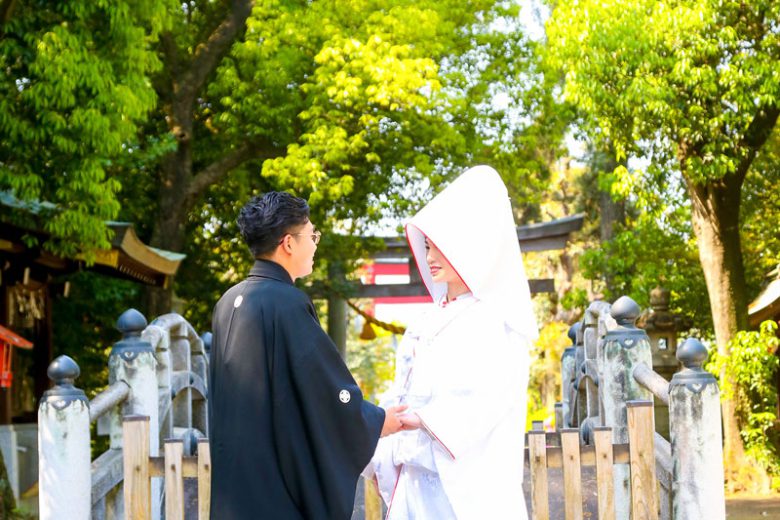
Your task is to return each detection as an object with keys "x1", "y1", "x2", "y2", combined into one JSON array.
[{"x1": 208, "y1": 192, "x2": 406, "y2": 519}]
